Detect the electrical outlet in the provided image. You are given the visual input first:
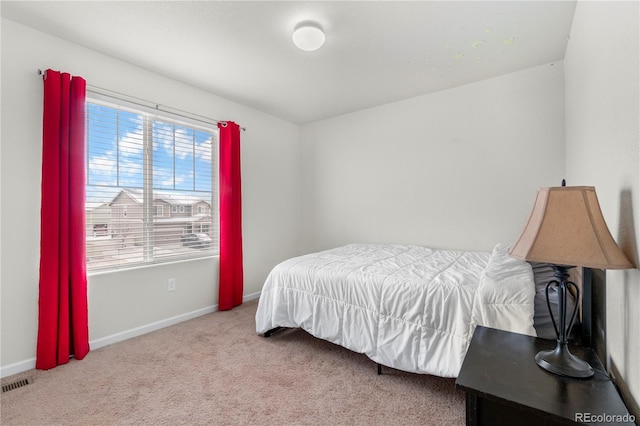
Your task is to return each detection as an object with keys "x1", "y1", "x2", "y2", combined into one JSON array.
[{"x1": 168, "y1": 278, "x2": 176, "y2": 292}]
